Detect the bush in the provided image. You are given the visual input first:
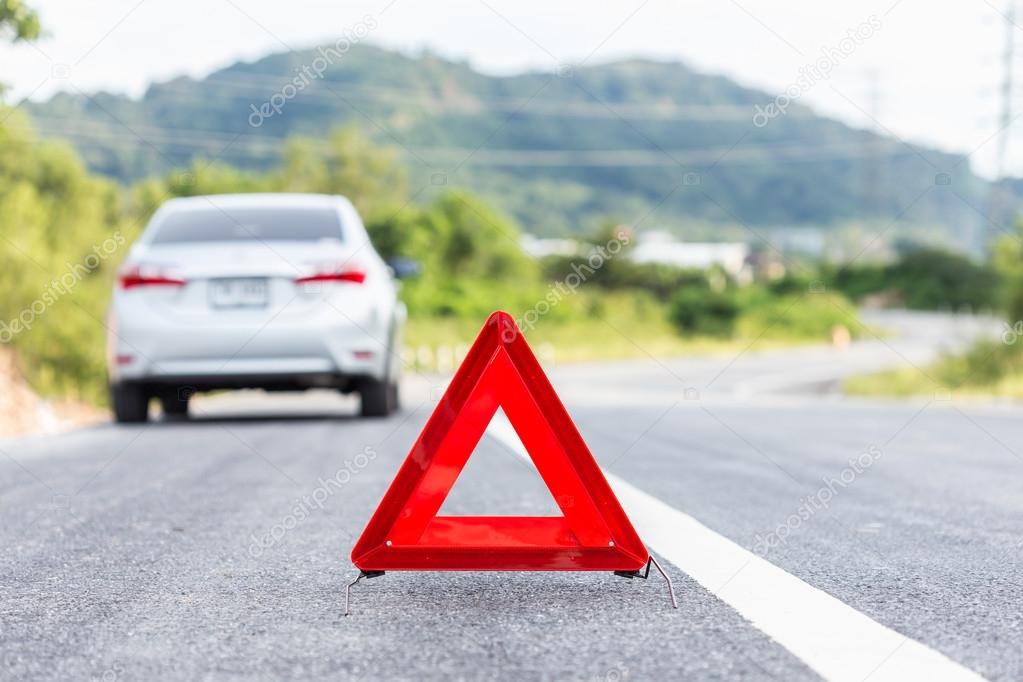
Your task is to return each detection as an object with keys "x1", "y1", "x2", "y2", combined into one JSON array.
[
  {"x1": 893, "y1": 248, "x2": 999, "y2": 311},
  {"x1": 846, "y1": 337, "x2": 1023, "y2": 398},
  {"x1": 826, "y1": 247, "x2": 1000, "y2": 312},
  {"x1": 667, "y1": 286, "x2": 739, "y2": 337},
  {"x1": 737, "y1": 291, "x2": 852, "y2": 340}
]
